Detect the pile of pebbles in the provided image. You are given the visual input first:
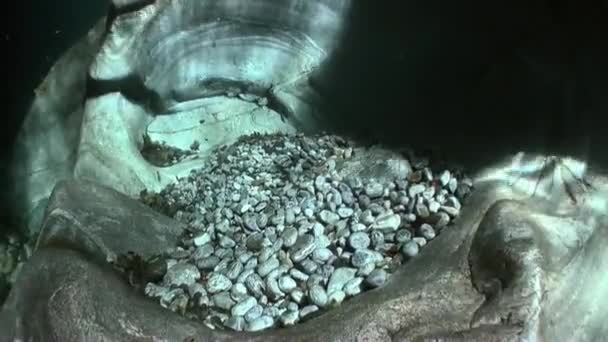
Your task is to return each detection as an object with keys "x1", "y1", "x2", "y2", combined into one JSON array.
[{"x1": 138, "y1": 132, "x2": 473, "y2": 332}]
